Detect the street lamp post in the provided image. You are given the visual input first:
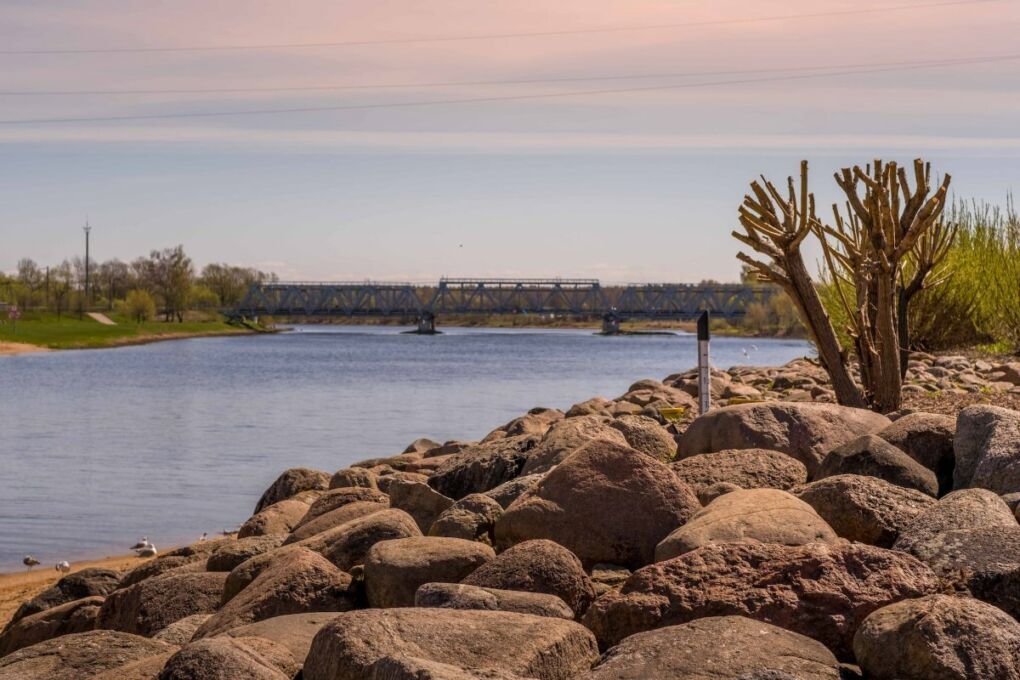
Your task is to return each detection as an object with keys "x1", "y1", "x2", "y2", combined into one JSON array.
[{"x1": 83, "y1": 221, "x2": 91, "y2": 309}]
